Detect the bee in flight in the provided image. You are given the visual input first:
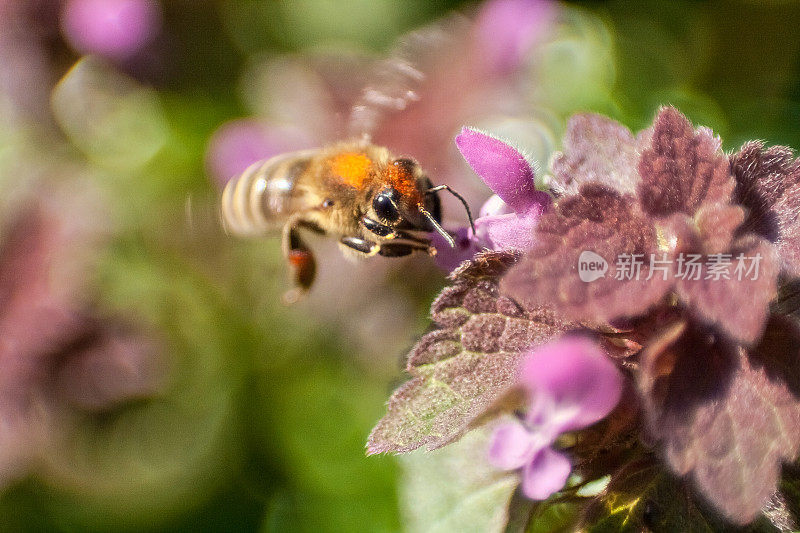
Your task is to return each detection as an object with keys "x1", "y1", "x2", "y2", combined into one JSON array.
[{"x1": 220, "y1": 140, "x2": 474, "y2": 303}]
